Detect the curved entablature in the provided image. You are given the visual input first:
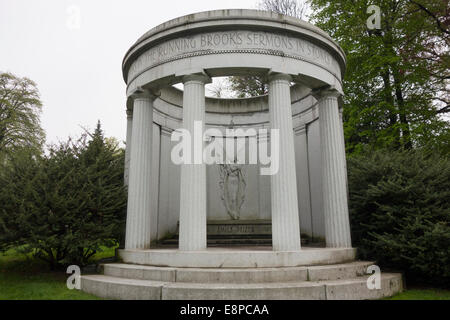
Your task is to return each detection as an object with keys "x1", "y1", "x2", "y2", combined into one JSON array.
[
  {"x1": 126, "y1": 84, "x2": 320, "y2": 132},
  {"x1": 122, "y1": 9, "x2": 346, "y2": 98}
]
